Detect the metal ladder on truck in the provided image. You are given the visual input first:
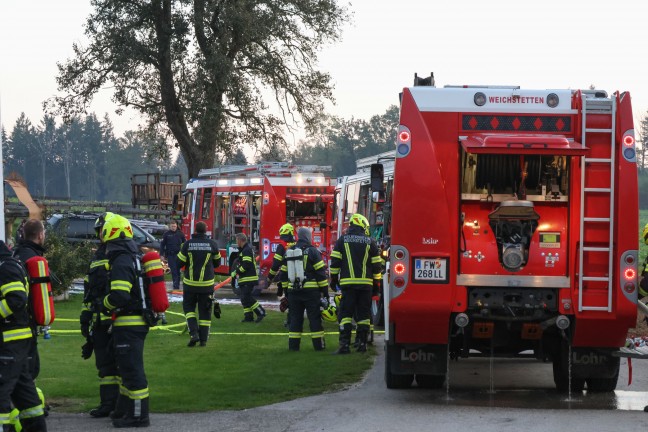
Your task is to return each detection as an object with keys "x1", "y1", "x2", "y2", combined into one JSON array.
[{"x1": 578, "y1": 92, "x2": 616, "y2": 312}]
